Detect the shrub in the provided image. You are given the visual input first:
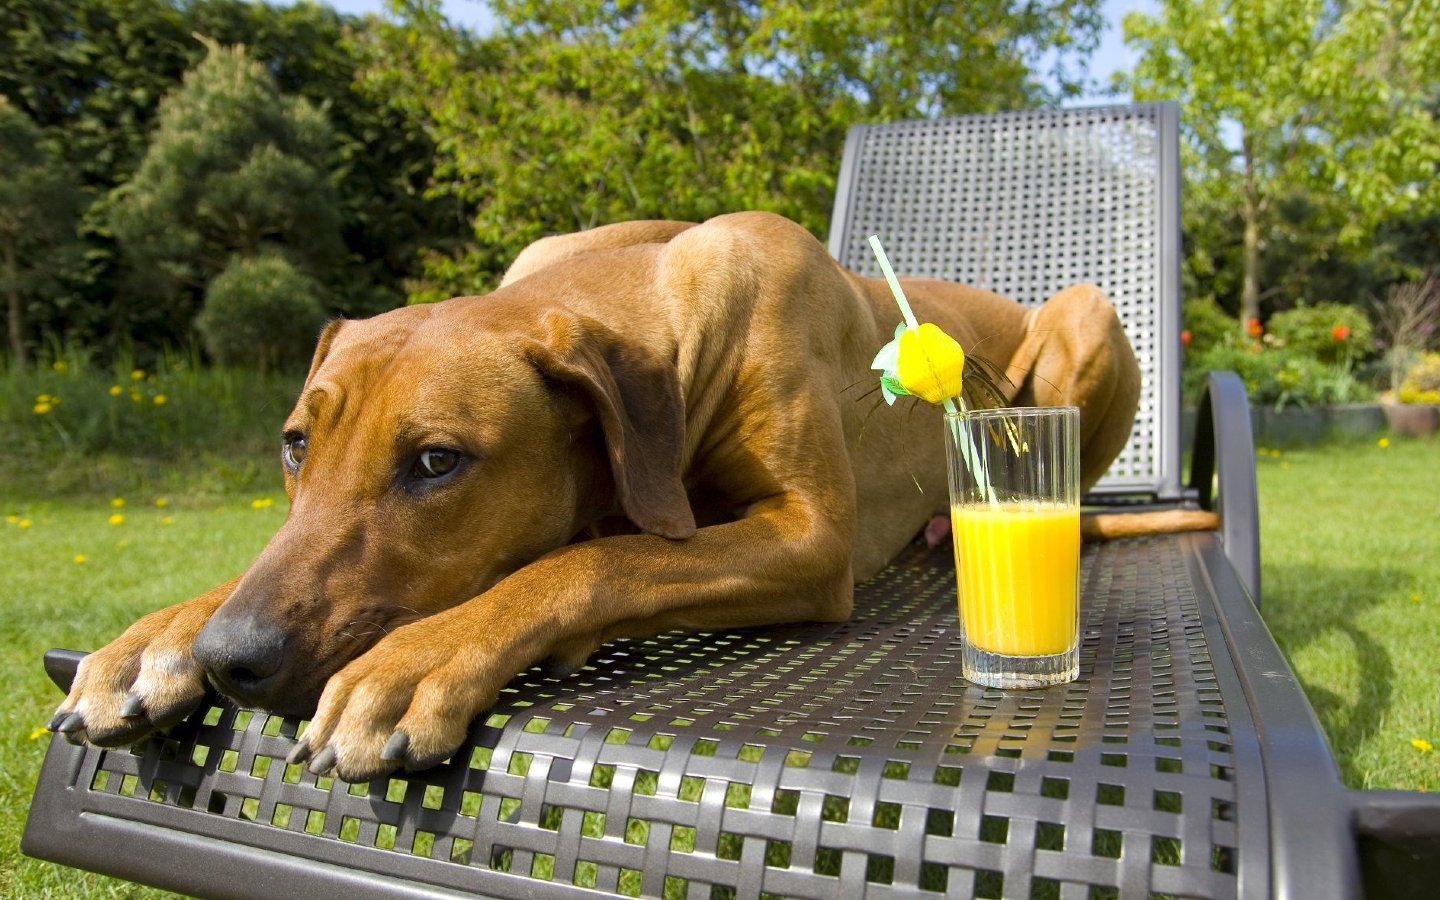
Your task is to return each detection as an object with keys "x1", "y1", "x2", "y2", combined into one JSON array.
[
  {"x1": 1267, "y1": 303, "x2": 1373, "y2": 365},
  {"x1": 1182, "y1": 296, "x2": 1239, "y2": 355},
  {"x1": 196, "y1": 253, "x2": 329, "y2": 373},
  {"x1": 1398, "y1": 352, "x2": 1440, "y2": 405},
  {"x1": 1183, "y1": 343, "x2": 1371, "y2": 410}
]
